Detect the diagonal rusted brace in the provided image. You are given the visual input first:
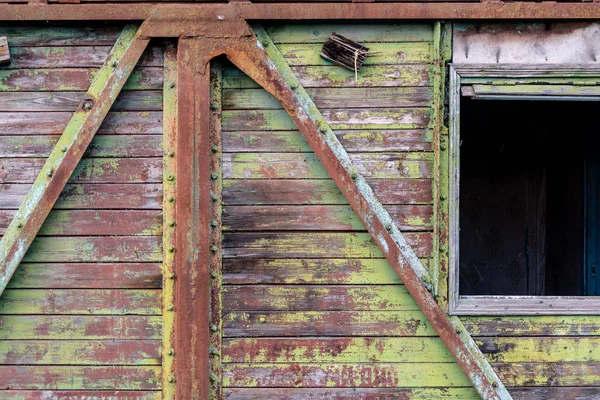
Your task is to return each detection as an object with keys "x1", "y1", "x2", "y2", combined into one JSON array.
[{"x1": 0, "y1": 25, "x2": 150, "y2": 297}]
